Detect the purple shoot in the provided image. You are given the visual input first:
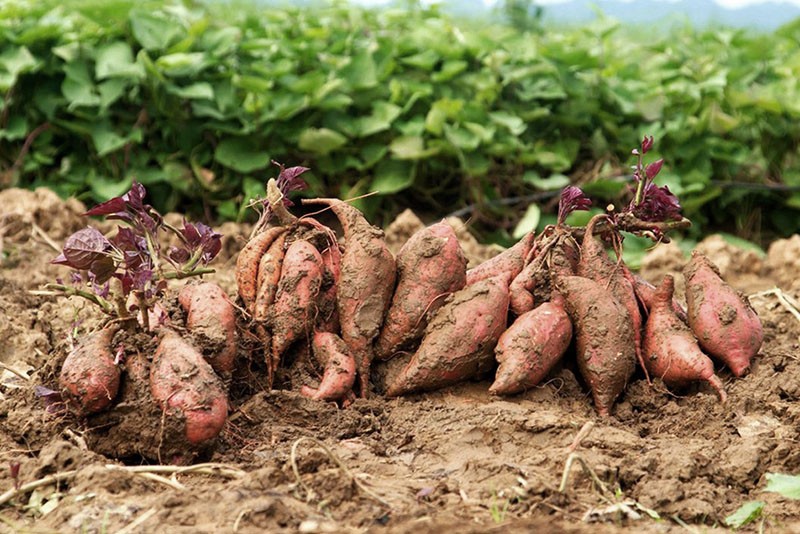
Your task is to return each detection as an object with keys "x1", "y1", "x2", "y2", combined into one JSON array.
[{"x1": 557, "y1": 186, "x2": 592, "y2": 226}]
